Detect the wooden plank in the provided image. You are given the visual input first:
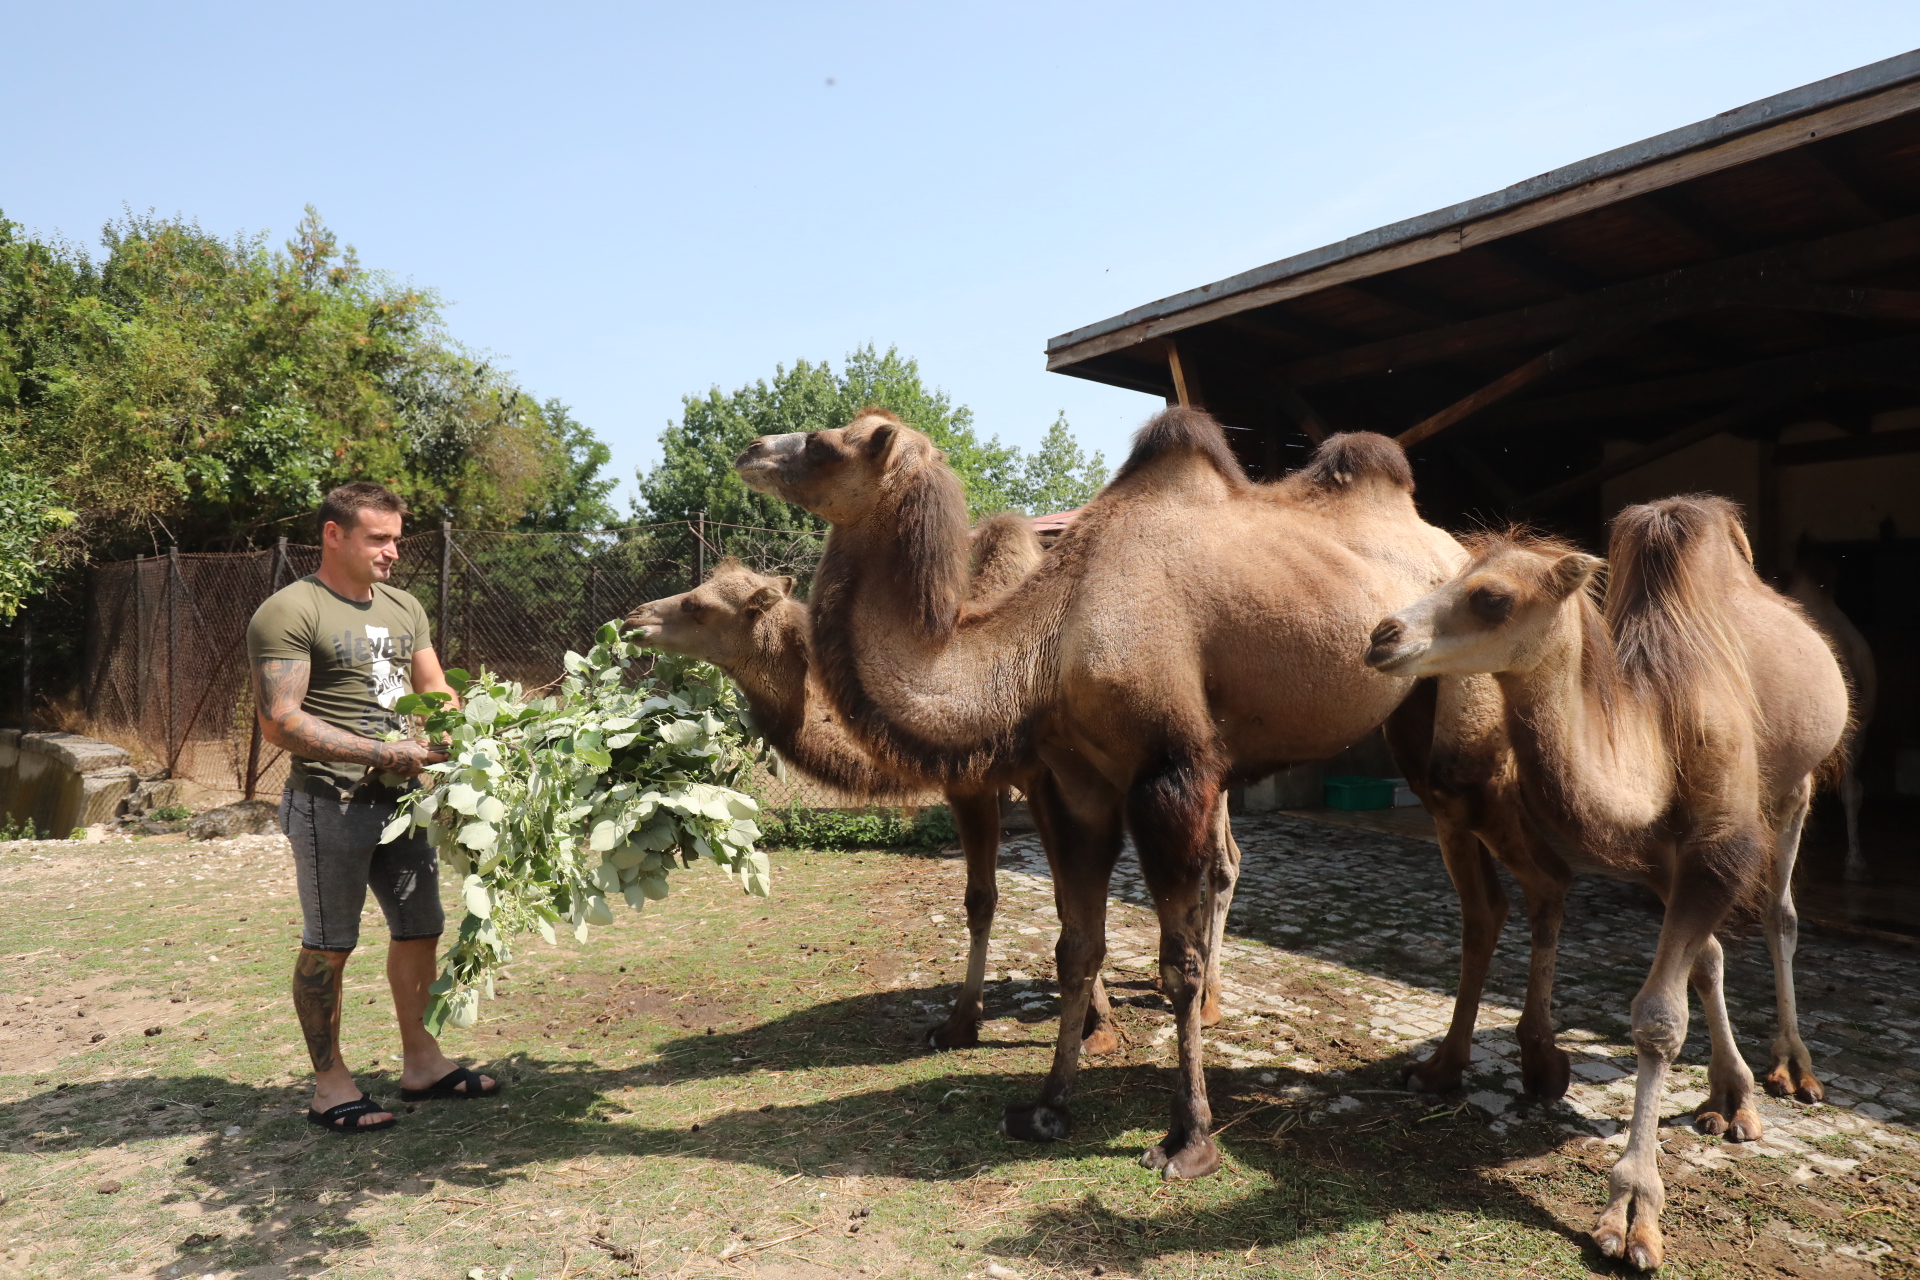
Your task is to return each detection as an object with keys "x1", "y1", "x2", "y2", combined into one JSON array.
[
  {"x1": 1045, "y1": 77, "x2": 1920, "y2": 373},
  {"x1": 1513, "y1": 401, "x2": 1771, "y2": 514},
  {"x1": 1168, "y1": 341, "x2": 1197, "y2": 408}
]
